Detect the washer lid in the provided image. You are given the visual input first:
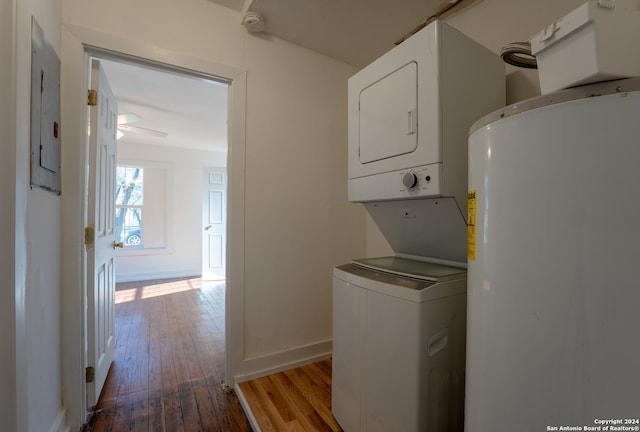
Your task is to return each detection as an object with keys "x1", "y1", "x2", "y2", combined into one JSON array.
[{"x1": 352, "y1": 256, "x2": 466, "y2": 282}]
